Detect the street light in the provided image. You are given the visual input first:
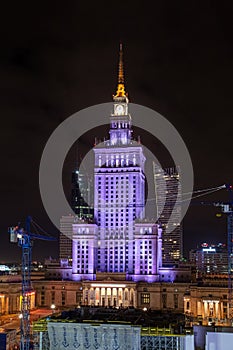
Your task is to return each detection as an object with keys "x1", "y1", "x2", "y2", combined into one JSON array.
[{"x1": 51, "y1": 304, "x2": 56, "y2": 313}]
